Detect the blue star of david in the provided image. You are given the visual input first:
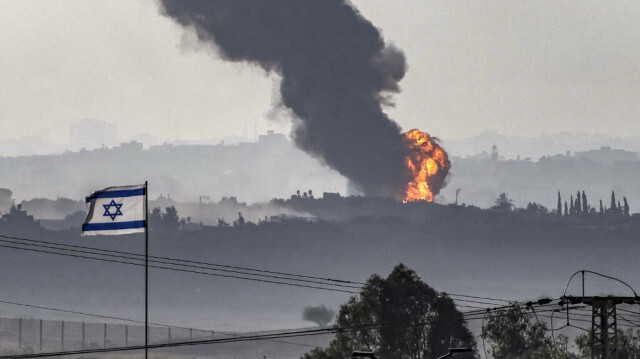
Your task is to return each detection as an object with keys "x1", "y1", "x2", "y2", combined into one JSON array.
[{"x1": 102, "y1": 200, "x2": 124, "y2": 221}]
